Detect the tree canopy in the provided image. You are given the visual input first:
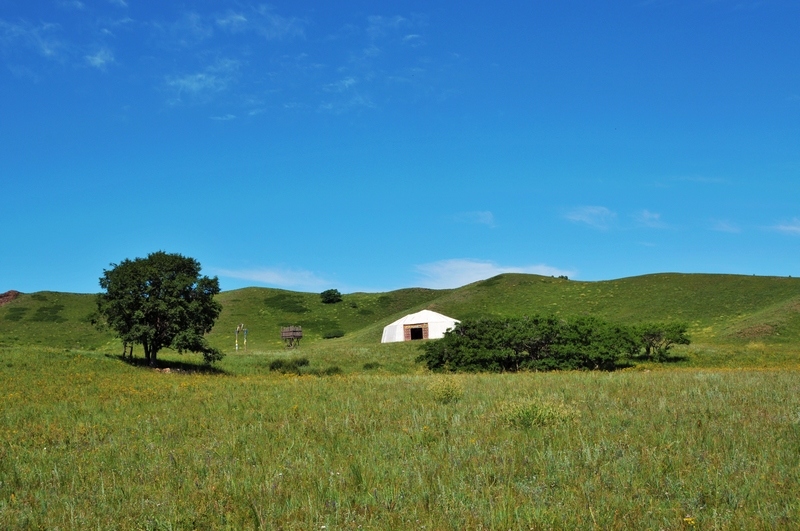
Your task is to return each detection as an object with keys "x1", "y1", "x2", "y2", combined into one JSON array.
[
  {"x1": 416, "y1": 316, "x2": 691, "y2": 372},
  {"x1": 97, "y1": 251, "x2": 223, "y2": 366},
  {"x1": 320, "y1": 289, "x2": 343, "y2": 304}
]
